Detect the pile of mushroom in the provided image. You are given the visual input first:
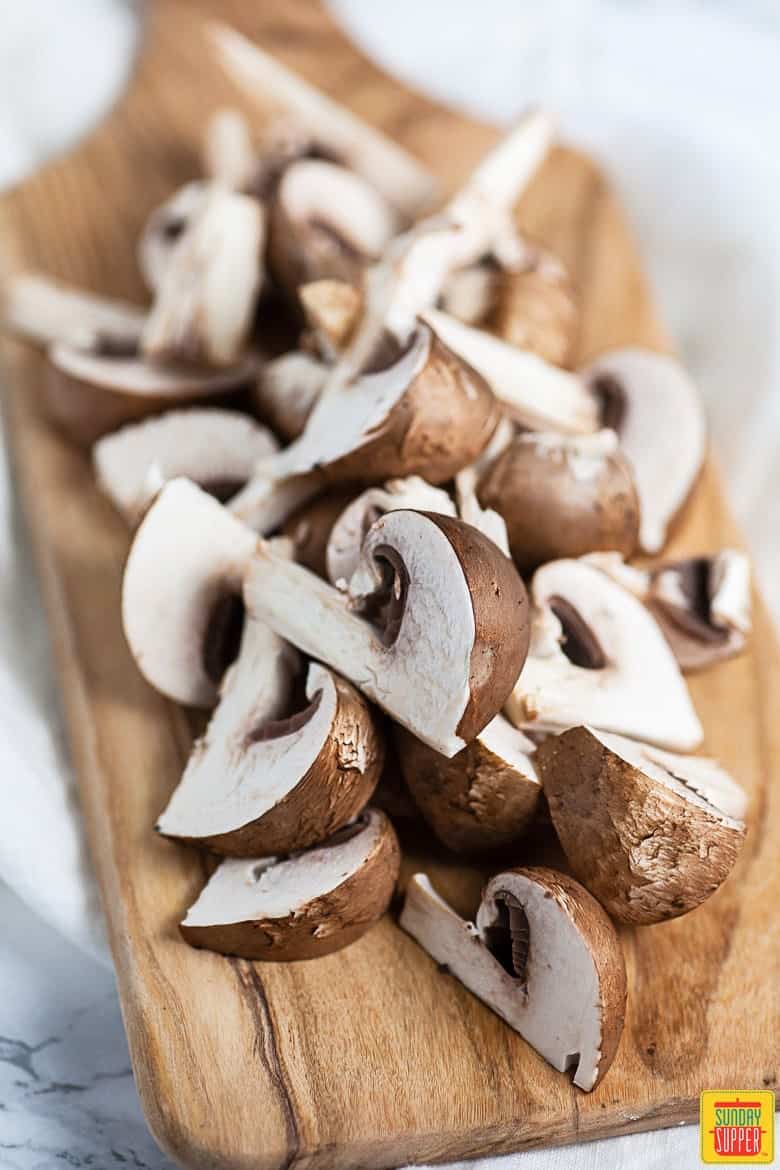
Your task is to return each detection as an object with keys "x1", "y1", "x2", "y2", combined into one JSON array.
[{"x1": 2, "y1": 26, "x2": 753, "y2": 1092}]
